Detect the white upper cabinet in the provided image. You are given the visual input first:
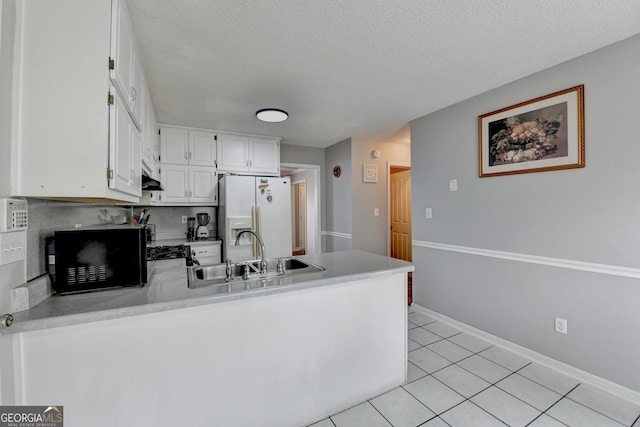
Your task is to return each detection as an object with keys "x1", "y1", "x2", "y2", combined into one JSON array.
[
  {"x1": 217, "y1": 134, "x2": 249, "y2": 171},
  {"x1": 110, "y1": 0, "x2": 143, "y2": 130},
  {"x1": 217, "y1": 133, "x2": 280, "y2": 175},
  {"x1": 158, "y1": 126, "x2": 218, "y2": 205},
  {"x1": 109, "y1": 88, "x2": 141, "y2": 197},
  {"x1": 160, "y1": 165, "x2": 217, "y2": 205},
  {"x1": 189, "y1": 131, "x2": 217, "y2": 166},
  {"x1": 109, "y1": 0, "x2": 132, "y2": 103},
  {"x1": 12, "y1": 0, "x2": 149, "y2": 203},
  {"x1": 248, "y1": 137, "x2": 280, "y2": 174},
  {"x1": 161, "y1": 127, "x2": 189, "y2": 164},
  {"x1": 160, "y1": 127, "x2": 216, "y2": 167},
  {"x1": 141, "y1": 84, "x2": 158, "y2": 172},
  {"x1": 130, "y1": 48, "x2": 145, "y2": 130}
]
